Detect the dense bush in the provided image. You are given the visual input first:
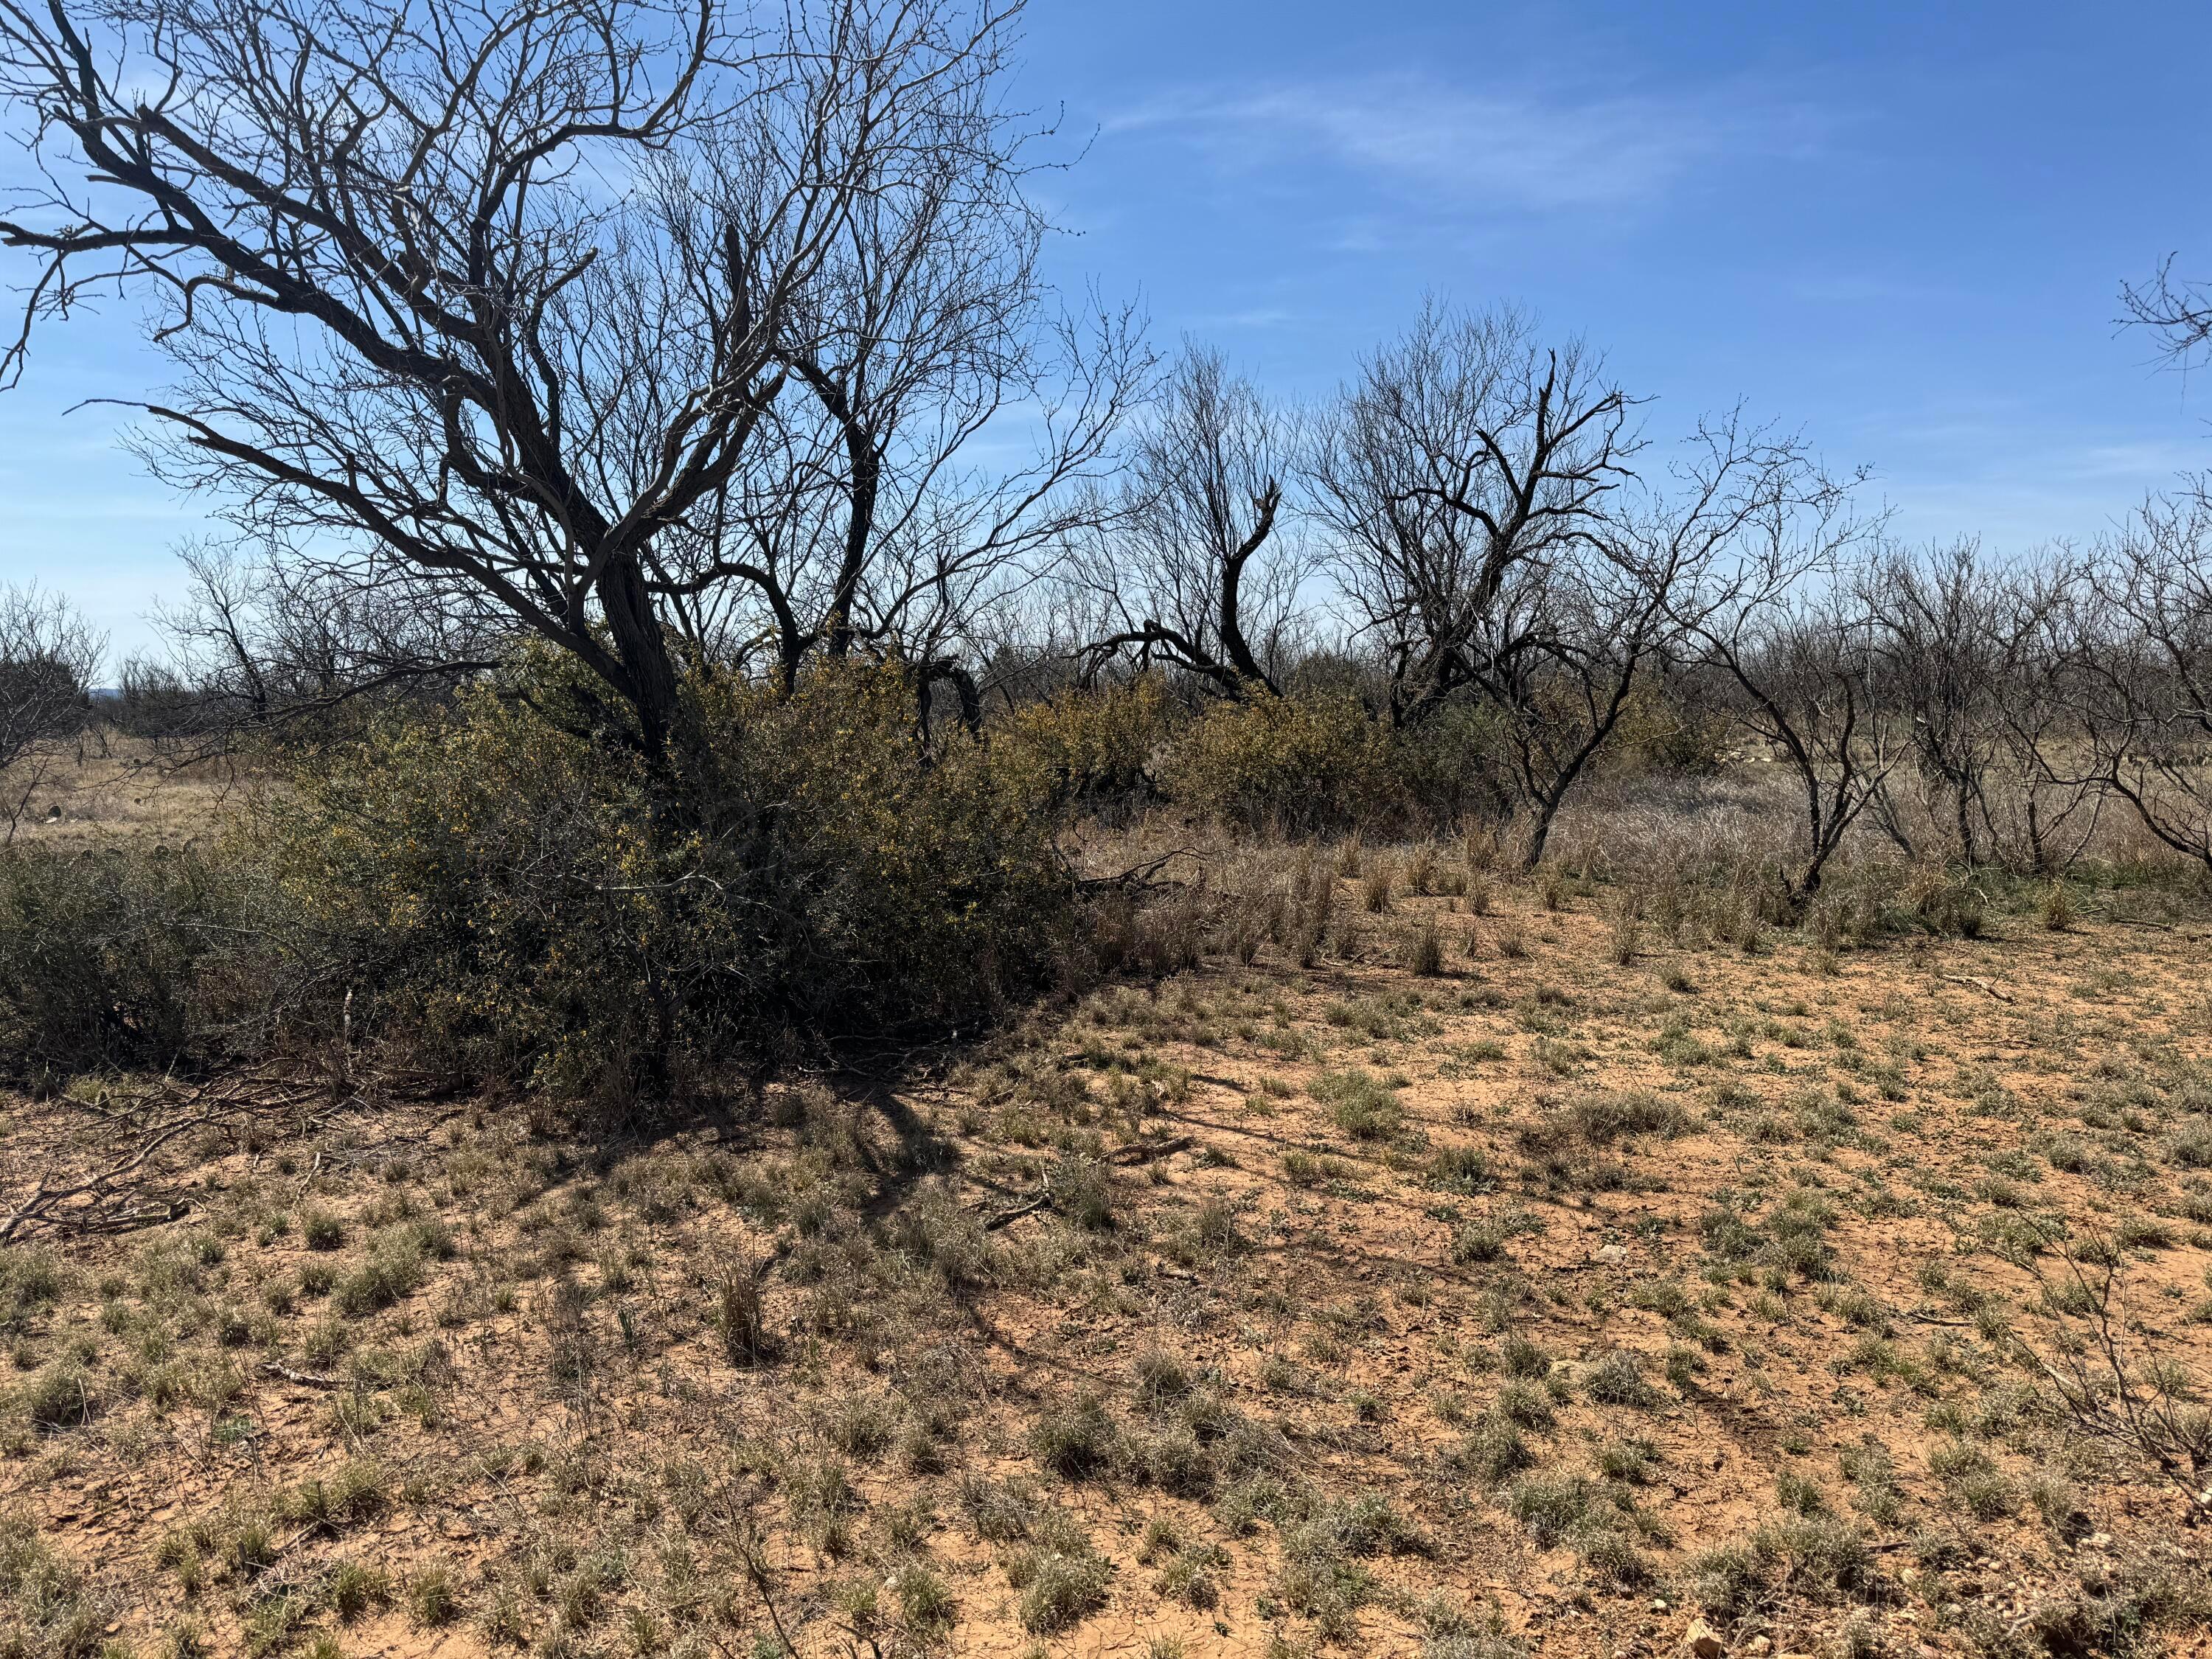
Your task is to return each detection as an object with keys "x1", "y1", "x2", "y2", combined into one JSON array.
[
  {"x1": 1603, "y1": 684, "x2": 1729, "y2": 778},
  {"x1": 998, "y1": 676, "x2": 1175, "y2": 810},
  {"x1": 1156, "y1": 692, "x2": 1406, "y2": 834},
  {"x1": 24, "y1": 654, "x2": 2188, "y2": 1105},
  {"x1": 0, "y1": 845, "x2": 287, "y2": 1076},
  {"x1": 1150, "y1": 689, "x2": 1534, "y2": 835},
  {"x1": 1385, "y1": 700, "x2": 1517, "y2": 824},
  {"x1": 248, "y1": 653, "x2": 1071, "y2": 1101}
]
